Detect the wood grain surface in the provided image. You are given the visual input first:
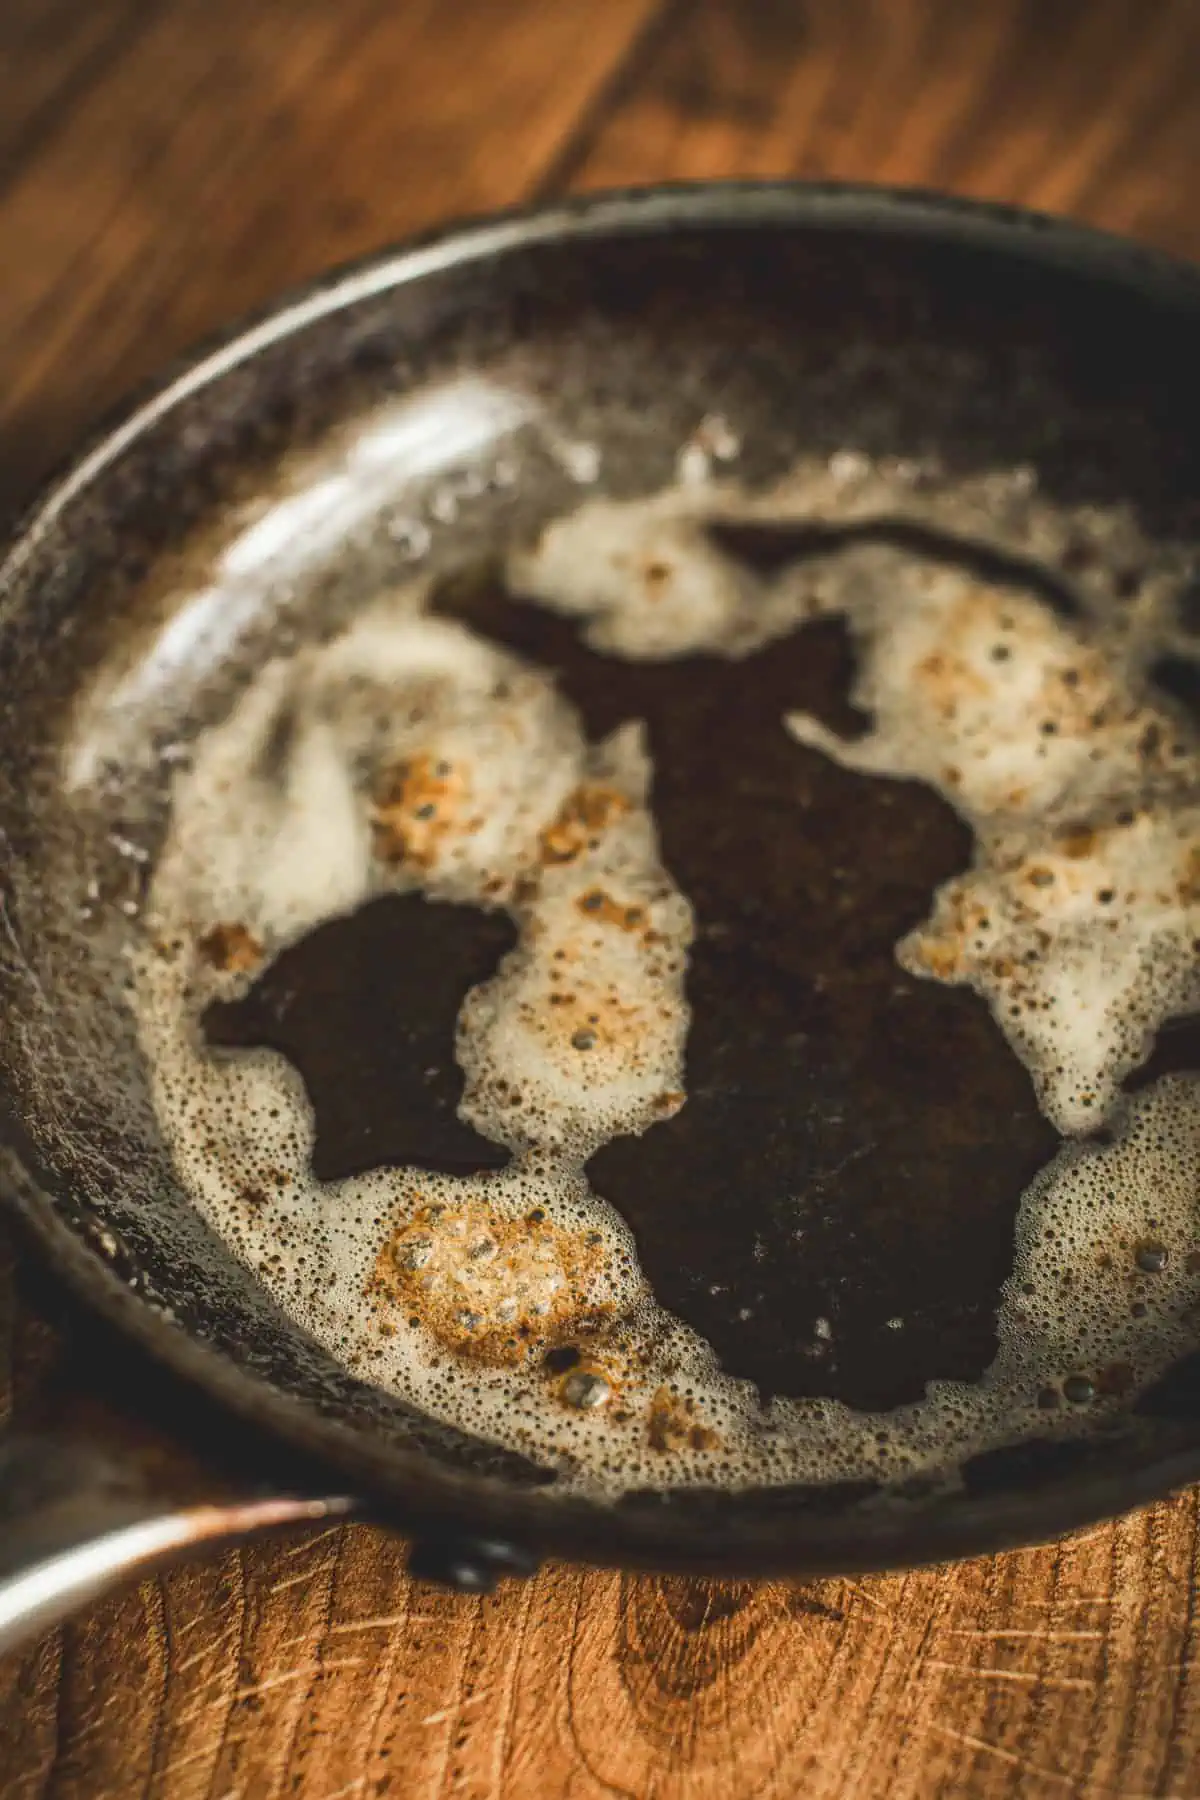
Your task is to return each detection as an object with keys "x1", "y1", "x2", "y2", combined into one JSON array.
[{"x1": 3, "y1": 1, "x2": 1200, "y2": 1794}]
